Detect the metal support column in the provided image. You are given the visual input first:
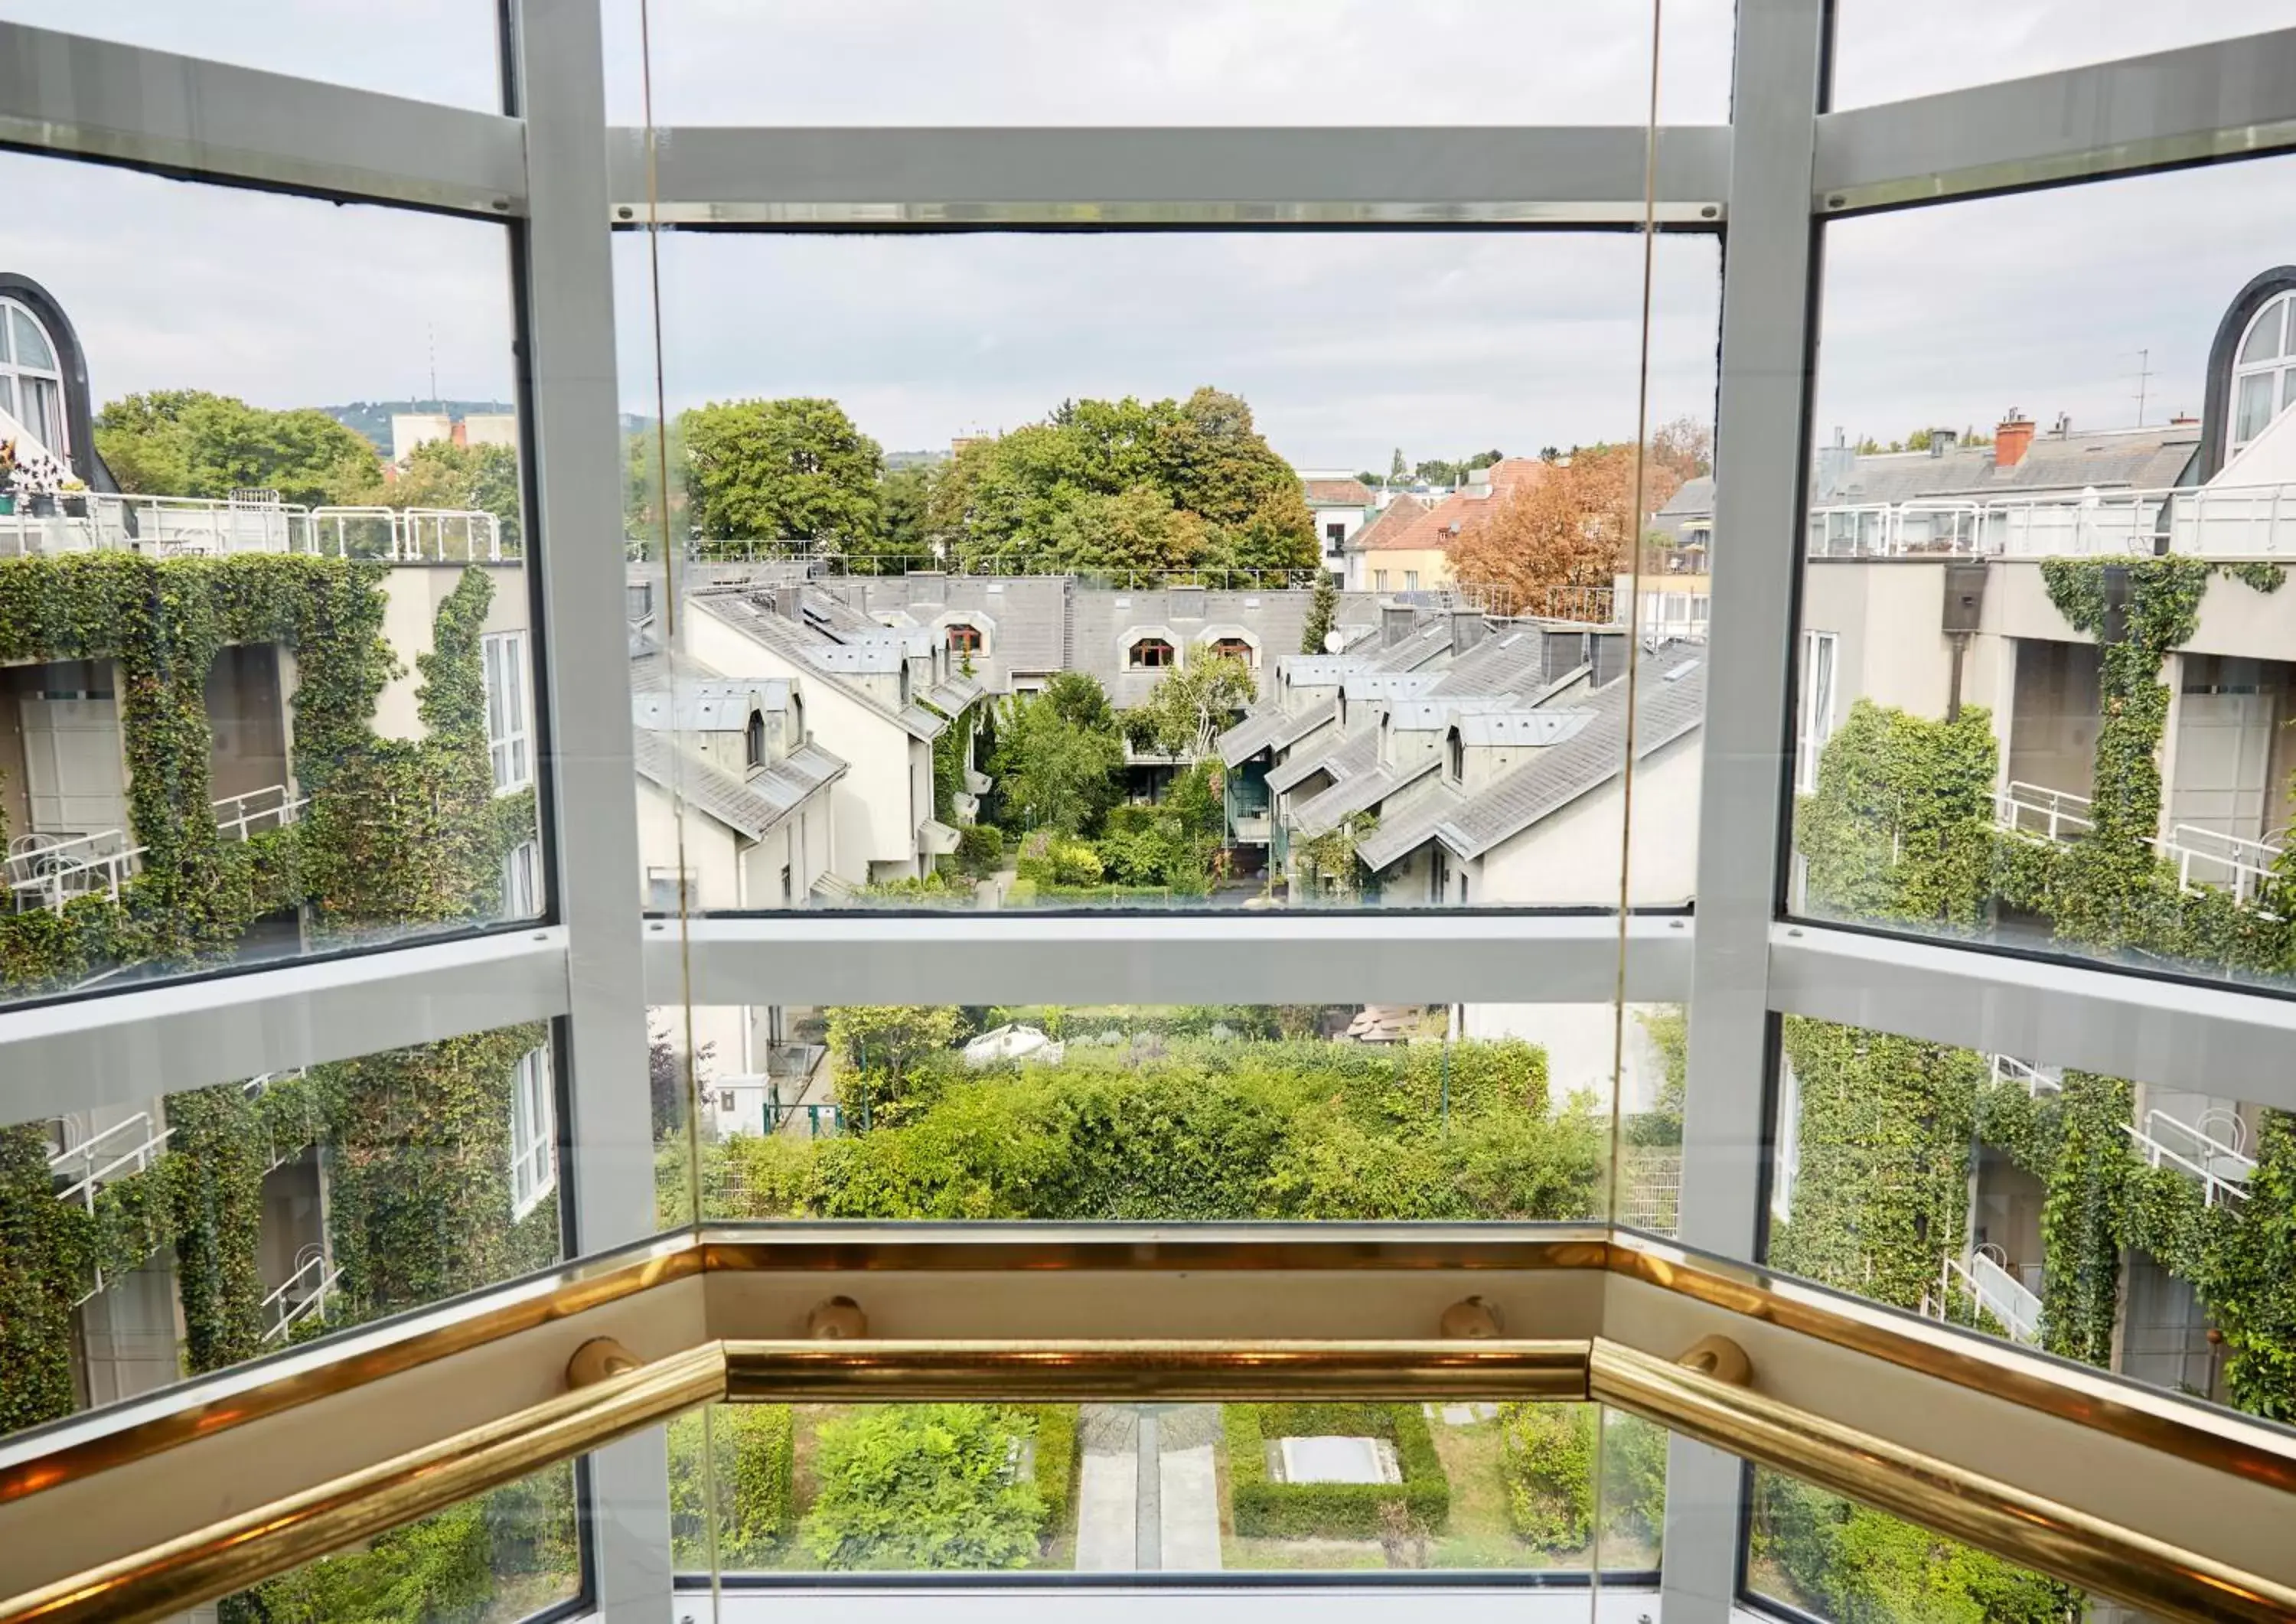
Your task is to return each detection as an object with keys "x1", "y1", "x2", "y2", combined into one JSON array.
[
  {"x1": 1667, "y1": 1, "x2": 1828, "y2": 1618},
  {"x1": 511, "y1": 2, "x2": 672, "y2": 1614}
]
